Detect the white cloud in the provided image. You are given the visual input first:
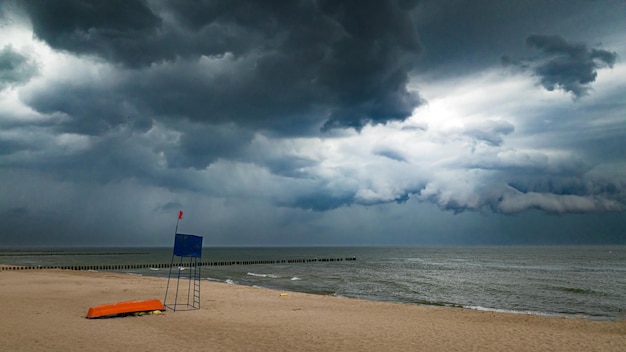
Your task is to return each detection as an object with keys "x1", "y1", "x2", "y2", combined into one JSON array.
[{"x1": 498, "y1": 190, "x2": 623, "y2": 214}]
